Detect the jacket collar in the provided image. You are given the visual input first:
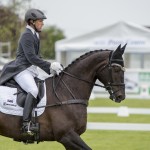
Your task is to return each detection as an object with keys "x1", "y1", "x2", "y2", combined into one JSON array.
[{"x1": 26, "y1": 25, "x2": 39, "y2": 38}]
